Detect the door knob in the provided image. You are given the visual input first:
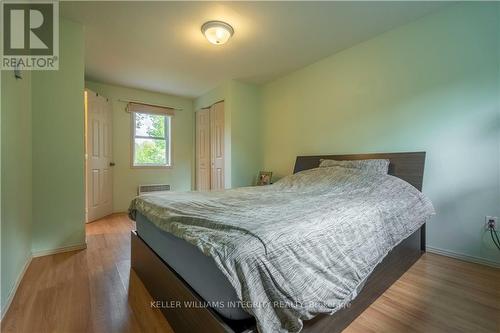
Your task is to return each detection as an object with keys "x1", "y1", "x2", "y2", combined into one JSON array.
[{"x1": 109, "y1": 162, "x2": 116, "y2": 166}]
